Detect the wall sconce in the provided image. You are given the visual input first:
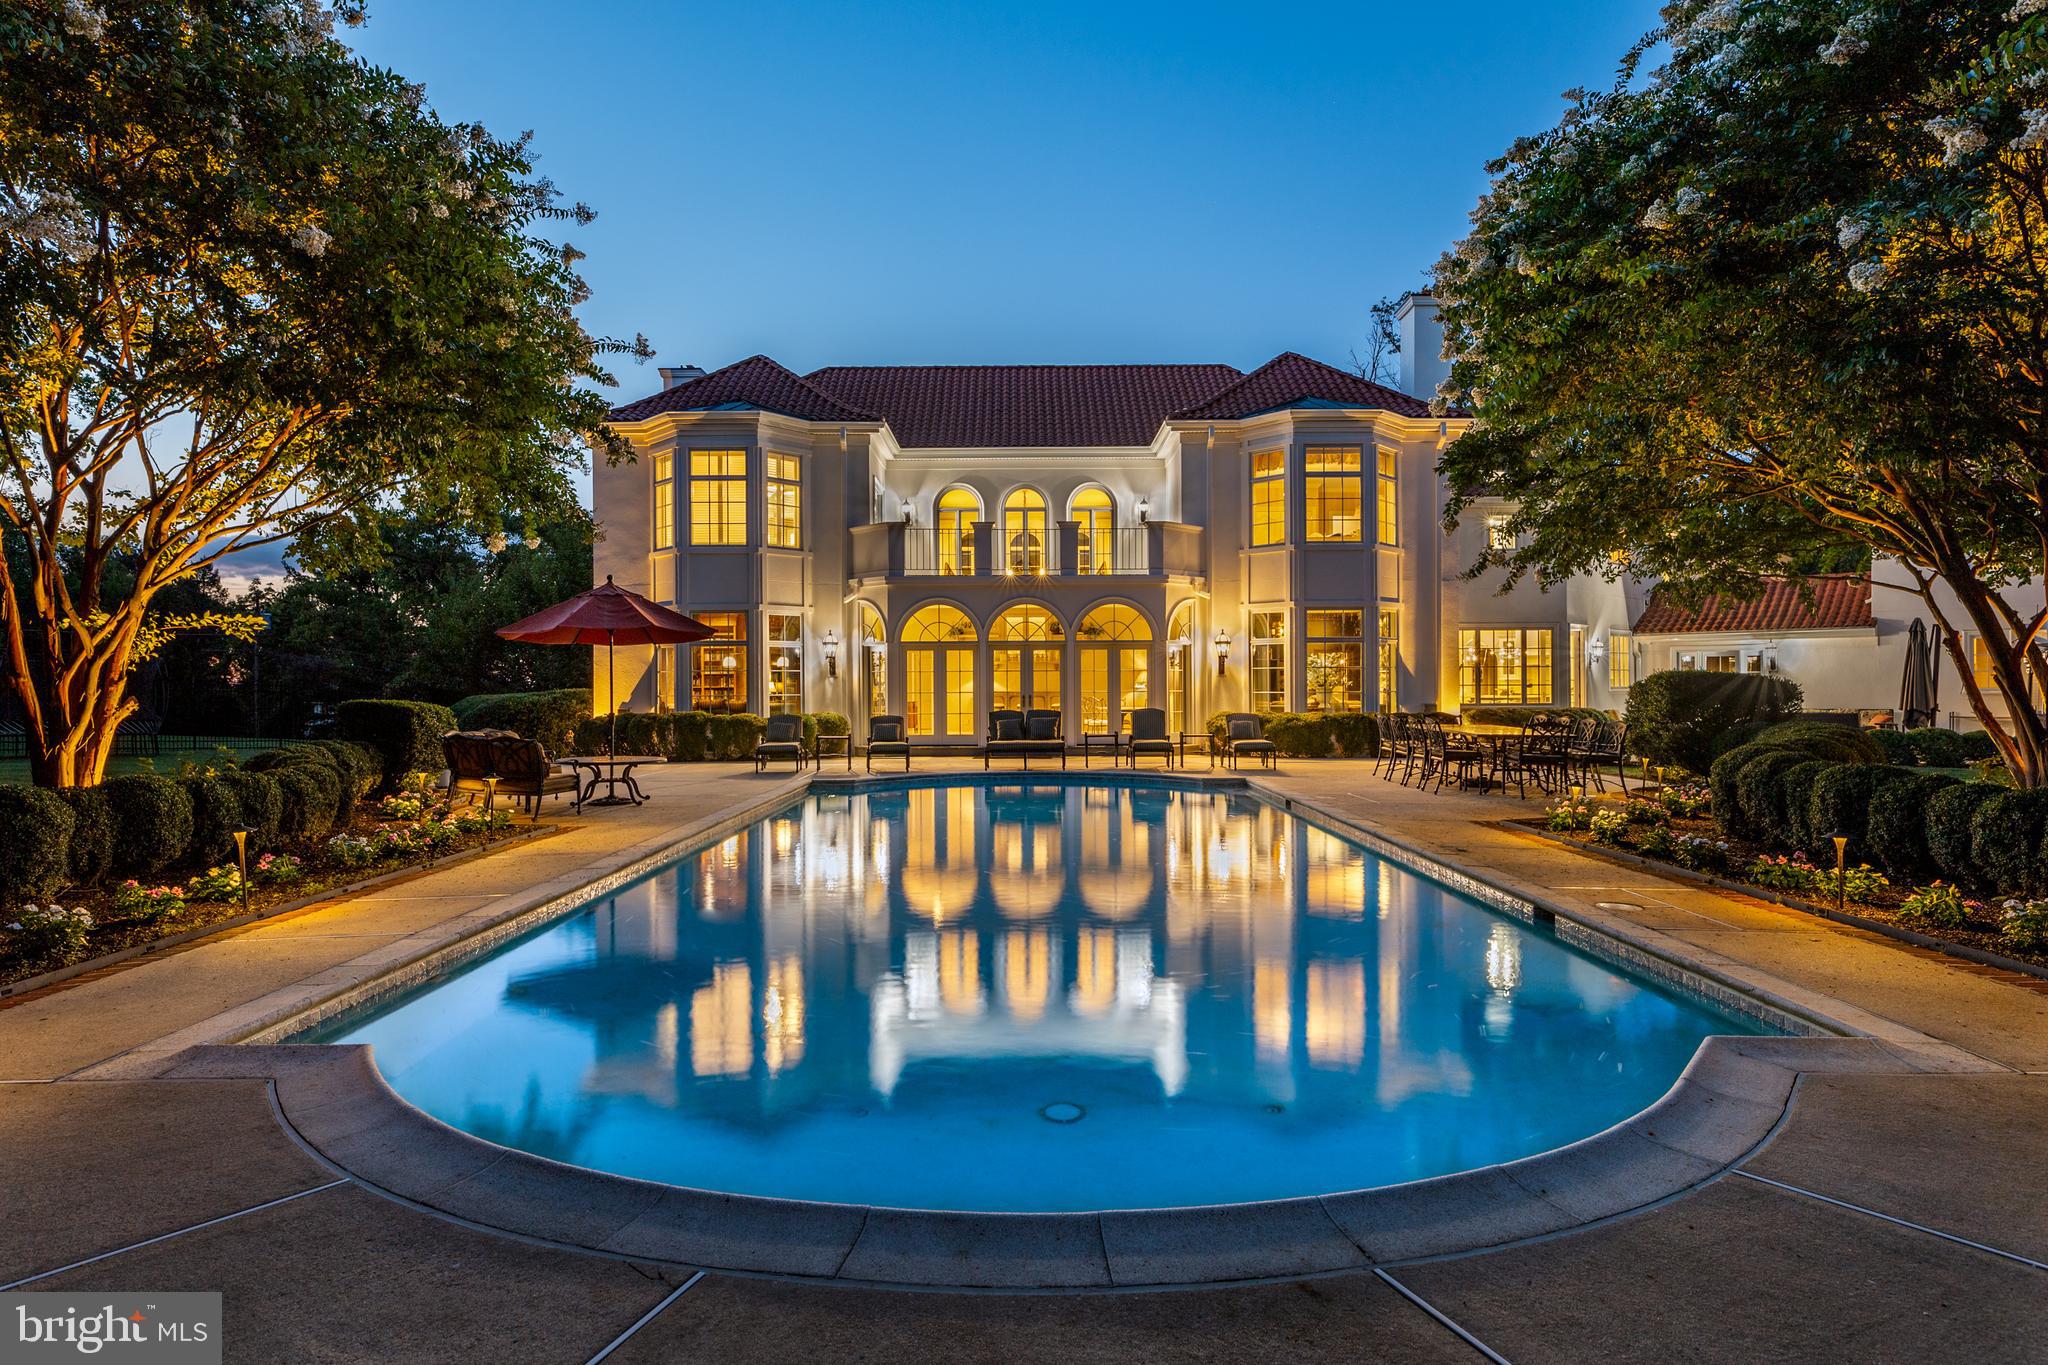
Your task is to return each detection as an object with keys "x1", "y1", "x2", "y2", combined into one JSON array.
[
  {"x1": 822, "y1": 628, "x2": 839, "y2": 678},
  {"x1": 1587, "y1": 635, "x2": 1608, "y2": 664},
  {"x1": 866, "y1": 635, "x2": 886, "y2": 665},
  {"x1": 1136, "y1": 497, "x2": 1151, "y2": 523},
  {"x1": 1213, "y1": 628, "x2": 1230, "y2": 676}
]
